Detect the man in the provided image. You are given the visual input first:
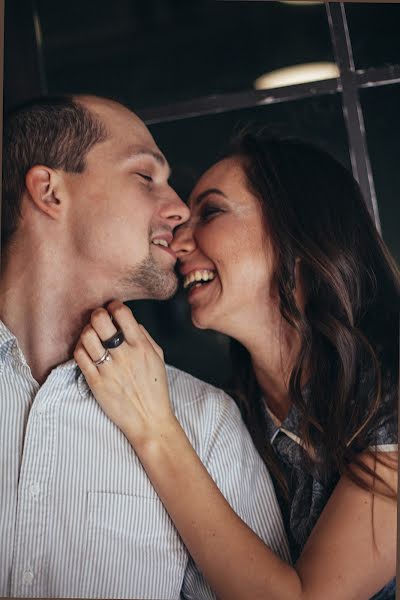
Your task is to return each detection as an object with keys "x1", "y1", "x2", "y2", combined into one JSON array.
[{"x1": 0, "y1": 95, "x2": 289, "y2": 599}]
